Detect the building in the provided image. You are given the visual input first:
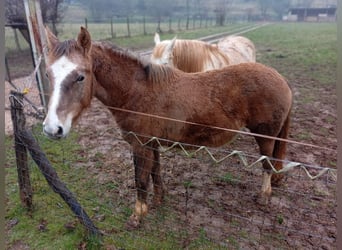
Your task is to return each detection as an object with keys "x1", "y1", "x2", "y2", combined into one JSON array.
[{"x1": 287, "y1": 7, "x2": 337, "y2": 22}]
